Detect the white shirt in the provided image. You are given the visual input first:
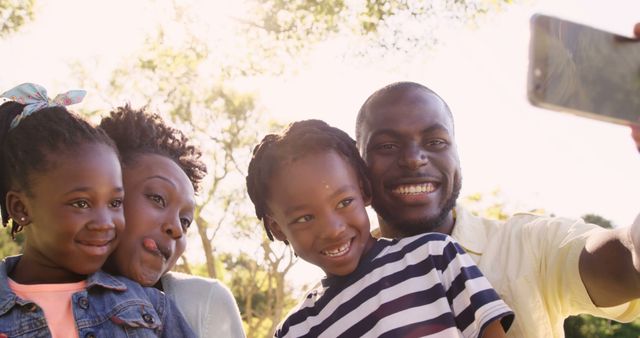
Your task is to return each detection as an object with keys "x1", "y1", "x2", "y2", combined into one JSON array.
[
  {"x1": 161, "y1": 271, "x2": 246, "y2": 338},
  {"x1": 451, "y1": 206, "x2": 640, "y2": 337}
]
